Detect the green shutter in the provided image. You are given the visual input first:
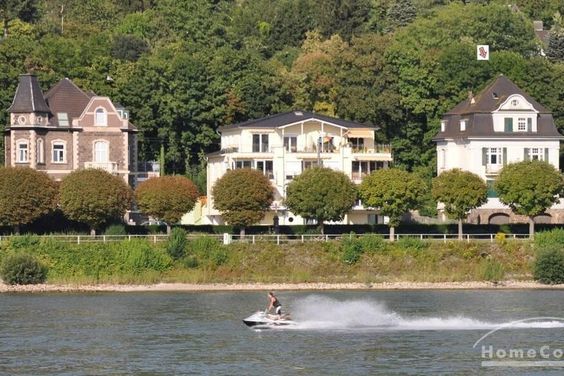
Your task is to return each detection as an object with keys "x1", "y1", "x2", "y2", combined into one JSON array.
[
  {"x1": 527, "y1": 118, "x2": 532, "y2": 132},
  {"x1": 504, "y1": 118, "x2": 513, "y2": 132},
  {"x1": 524, "y1": 148, "x2": 530, "y2": 161},
  {"x1": 545, "y1": 148, "x2": 549, "y2": 162},
  {"x1": 482, "y1": 148, "x2": 487, "y2": 166},
  {"x1": 503, "y1": 147, "x2": 507, "y2": 165}
]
